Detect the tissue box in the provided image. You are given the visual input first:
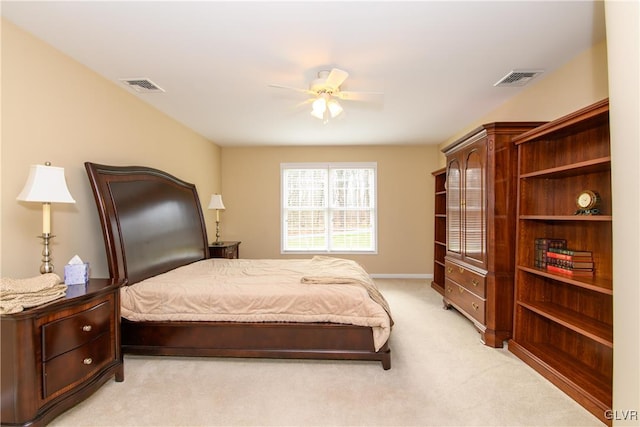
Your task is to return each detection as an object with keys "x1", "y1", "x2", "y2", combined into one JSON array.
[
  {"x1": 64, "y1": 263, "x2": 89, "y2": 285},
  {"x1": 65, "y1": 282, "x2": 88, "y2": 297}
]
